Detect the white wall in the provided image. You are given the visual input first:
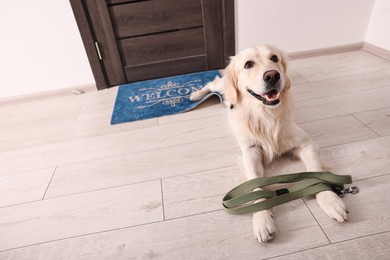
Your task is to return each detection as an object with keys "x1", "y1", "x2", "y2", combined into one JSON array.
[
  {"x1": 236, "y1": 0, "x2": 375, "y2": 52},
  {"x1": 0, "y1": 1, "x2": 94, "y2": 99},
  {"x1": 1, "y1": 1, "x2": 387, "y2": 99},
  {"x1": 366, "y1": 0, "x2": 390, "y2": 51}
]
